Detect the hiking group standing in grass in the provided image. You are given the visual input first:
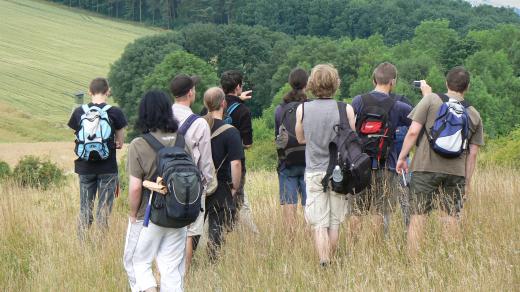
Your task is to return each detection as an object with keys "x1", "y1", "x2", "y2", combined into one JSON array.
[{"x1": 69, "y1": 61, "x2": 483, "y2": 291}]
